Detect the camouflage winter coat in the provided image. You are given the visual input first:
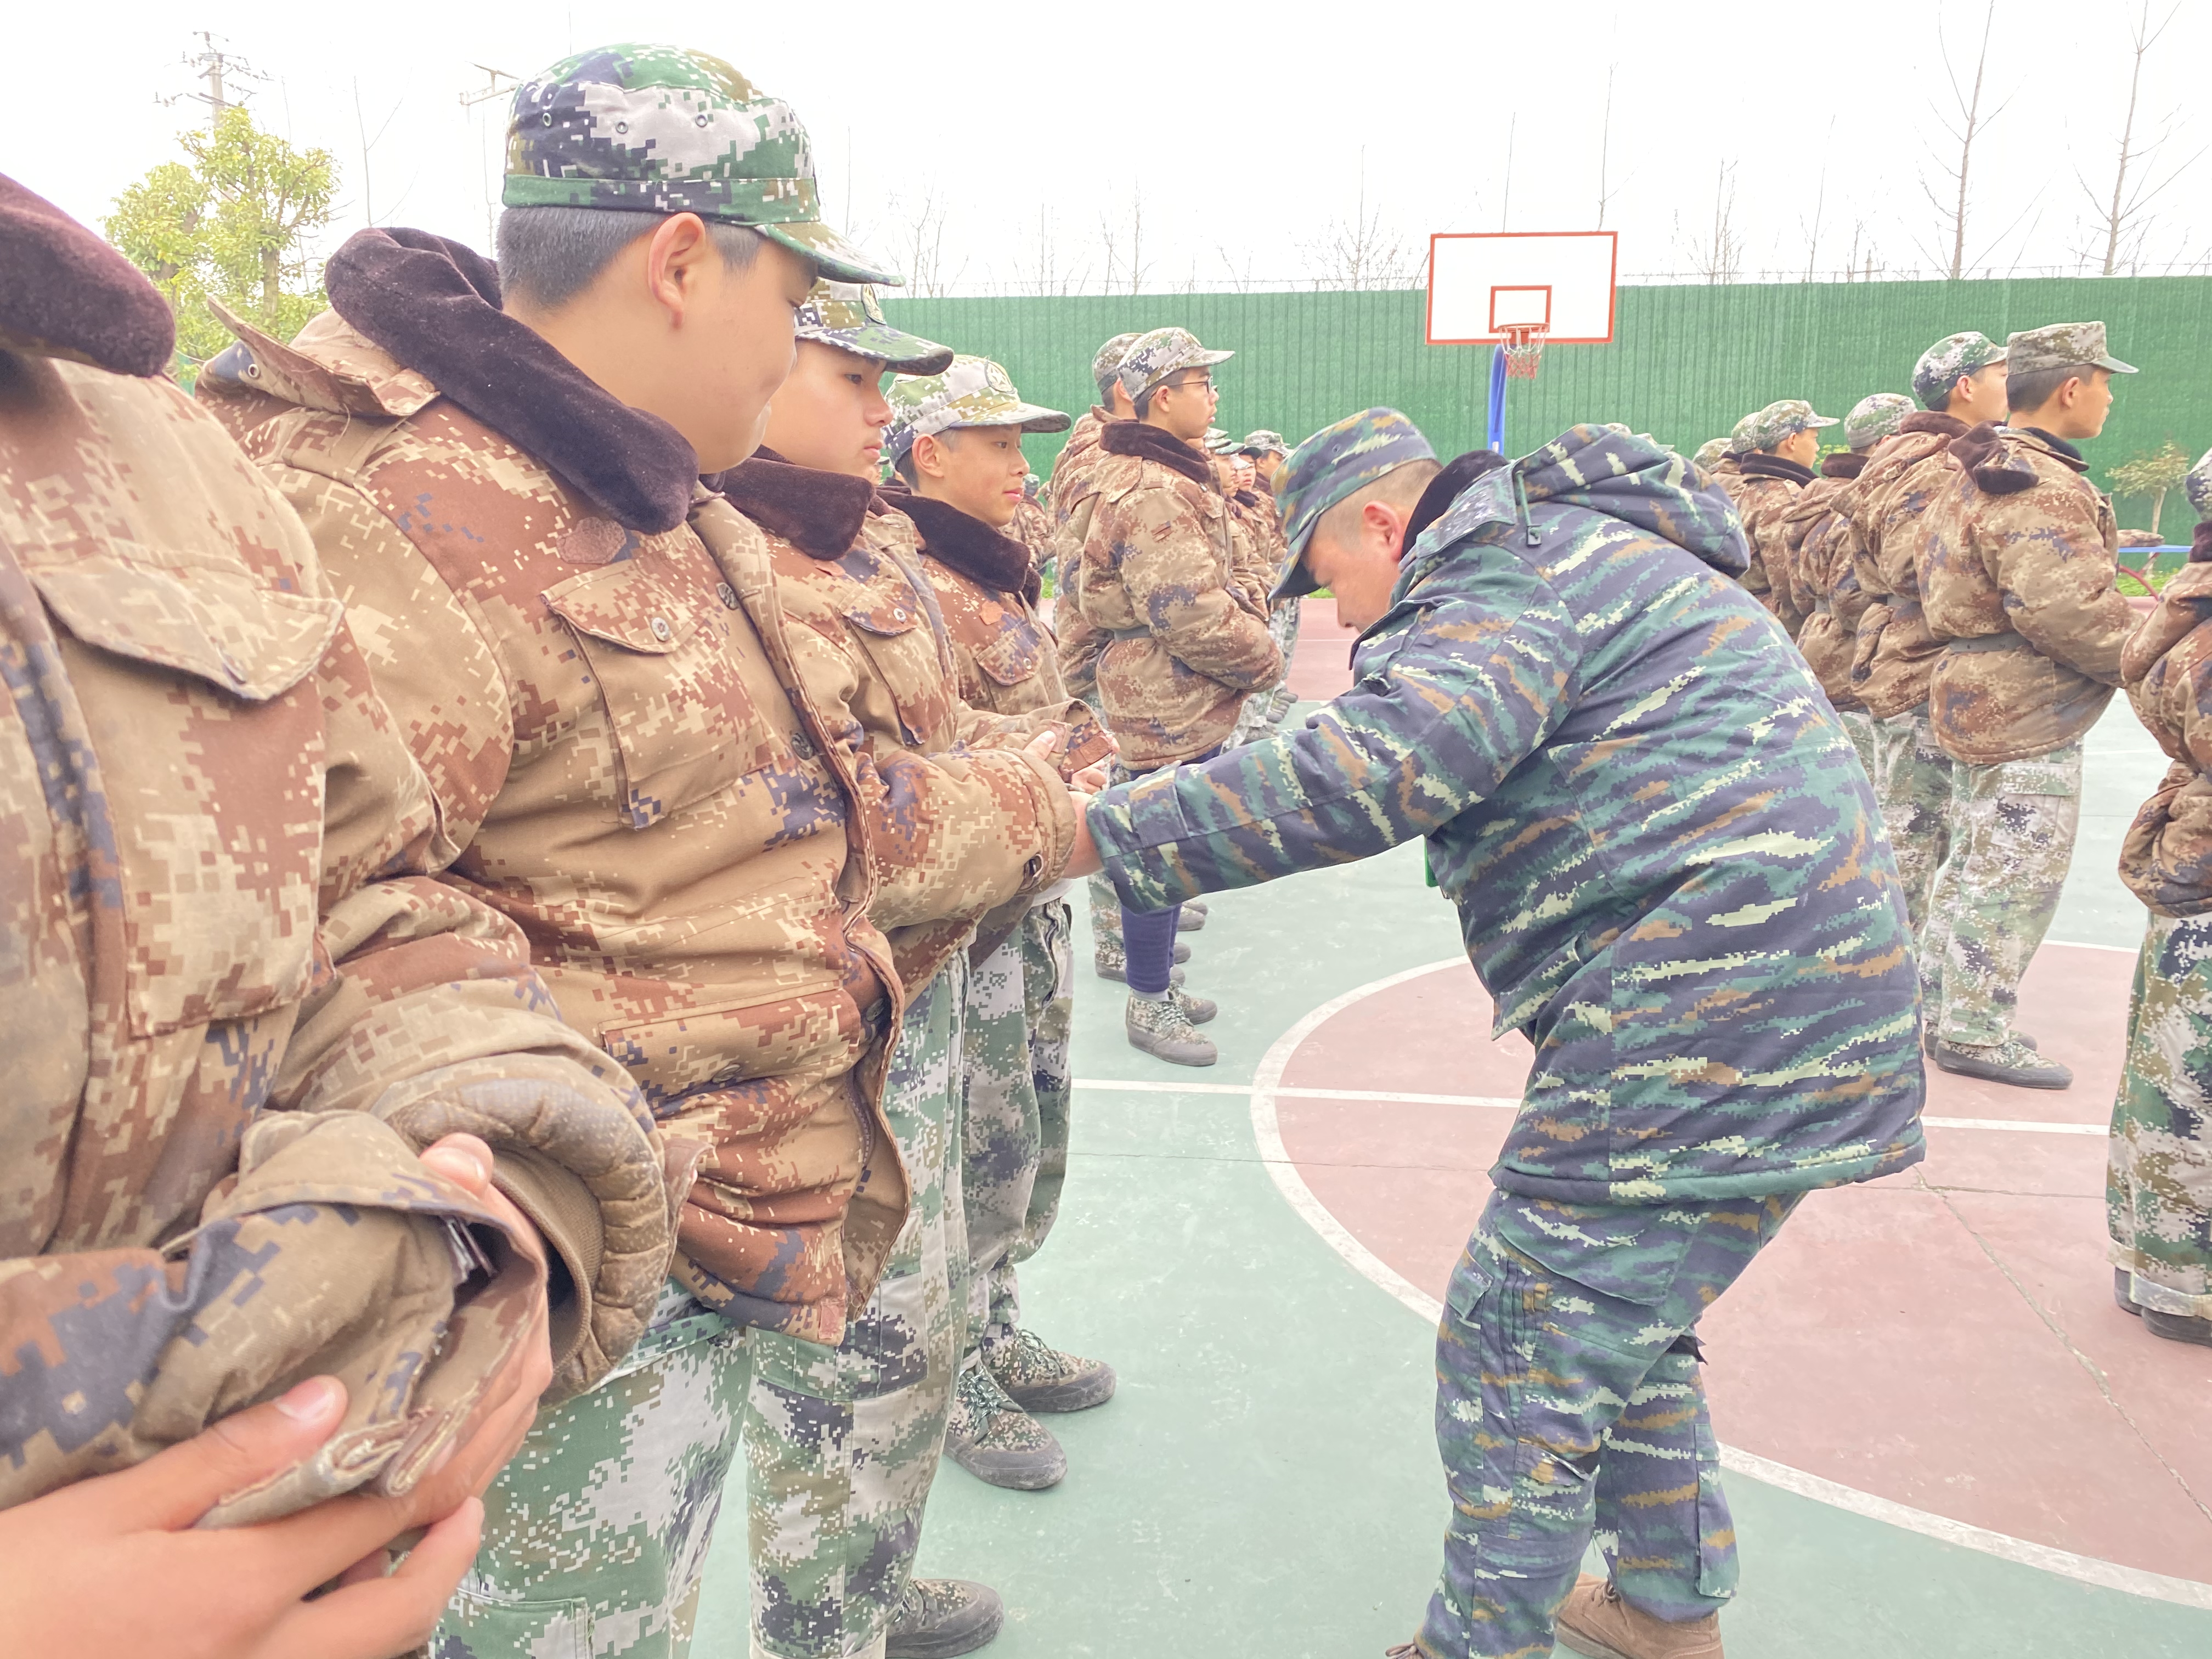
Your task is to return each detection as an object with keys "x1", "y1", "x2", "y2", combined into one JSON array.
[
  {"x1": 1726, "y1": 454, "x2": 1813, "y2": 637},
  {"x1": 1048, "y1": 407, "x2": 1117, "y2": 706},
  {"x1": 2118, "y1": 535, "x2": 2212, "y2": 915},
  {"x1": 1226, "y1": 483, "x2": 1288, "y2": 612},
  {"x1": 1846, "y1": 411, "x2": 1968, "y2": 719},
  {"x1": 1088, "y1": 425, "x2": 1925, "y2": 1204},
  {"x1": 202, "y1": 229, "x2": 908, "y2": 1346},
  {"x1": 1073, "y1": 420, "x2": 1282, "y2": 768},
  {"x1": 1920, "y1": 424, "x2": 2134, "y2": 764},
  {"x1": 0, "y1": 189, "x2": 669, "y2": 1517},
  {"x1": 714, "y1": 457, "x2": 1090, "y2": 996},
  {"x1": 1785, "y1": 454, "x2": 1873, "y2": 710}
]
